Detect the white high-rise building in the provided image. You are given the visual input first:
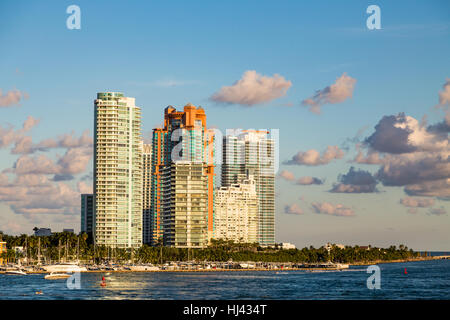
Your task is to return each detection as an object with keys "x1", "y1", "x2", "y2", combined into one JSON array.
[
  {"x1": 214, "y1": 175, "x2": 258, "y2": 243},
  {"x1": 222, "y1": 130, "x2": 275, "y2": 246},
  {"x1": 94, "y1": 92, "x2": 143, "y2": 248}
]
